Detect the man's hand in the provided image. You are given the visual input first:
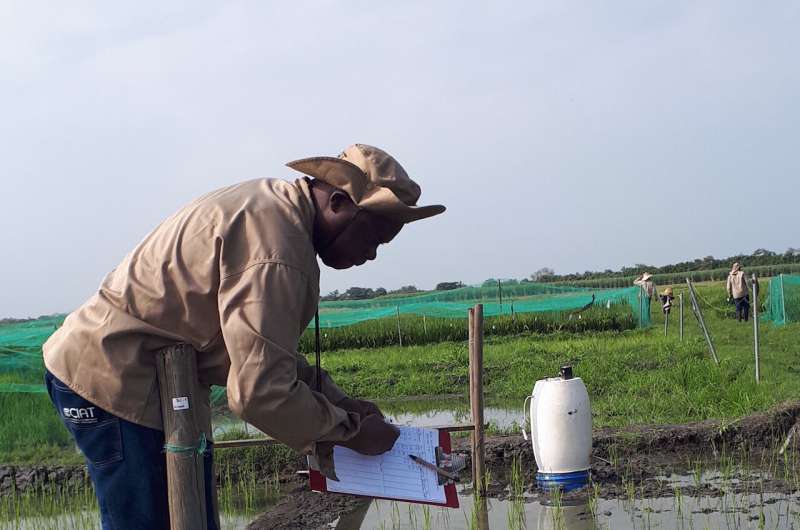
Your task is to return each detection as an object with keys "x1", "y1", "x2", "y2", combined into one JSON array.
[
  {"x1": 339, "y1": 415, "x2": 400, "y2": 456},
  {"x1": 336, "y1": 396, "x2": 385, "y2": 419}
]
